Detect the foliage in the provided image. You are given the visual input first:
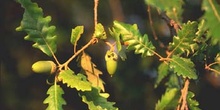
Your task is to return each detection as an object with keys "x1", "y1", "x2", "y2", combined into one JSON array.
[
  {"x1": 16, "y1": 0, "x2": 57, "y2": 56},
  {"x1": 79, "y1": 88, "x2": 117, "y2": 110},
  {"x1": 201, "y1": 0, "x2": 220, "y2": 45},
  {"x1": 58, "y1": 70, "x2": 92, "y2": 91},
  {"x1": 43, "y1": 84, "x2": 66, "y2": 110},
  {"x1": 155, "y1": 88, "x2": 179, "y2": 110},
  {"x1": 146, "y1": 0, "x2": 184, "y2": 23},
  {"x1": 16, "y1": 0, "x2": 220, "y2": 110}
]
